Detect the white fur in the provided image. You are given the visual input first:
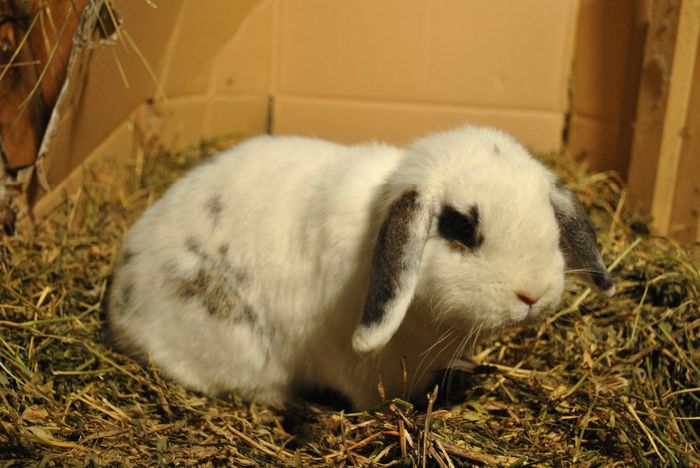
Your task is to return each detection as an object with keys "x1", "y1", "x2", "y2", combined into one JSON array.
[{"x1": 108, "y1": 125, "x2": 588, "y2": 409}]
